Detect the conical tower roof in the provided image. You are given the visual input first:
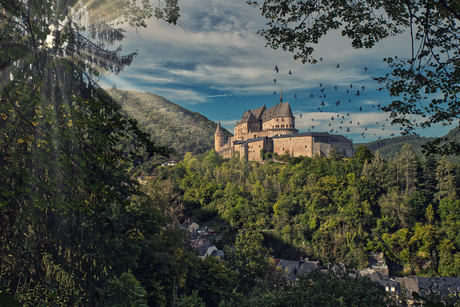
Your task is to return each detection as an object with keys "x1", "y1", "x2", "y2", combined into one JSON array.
[
  {"x1": 215, "y1": 121, "x2": 223, "y2": 134},
  {"x1": 274, "y1": 101, "x2": 293, "y2": 117}
]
